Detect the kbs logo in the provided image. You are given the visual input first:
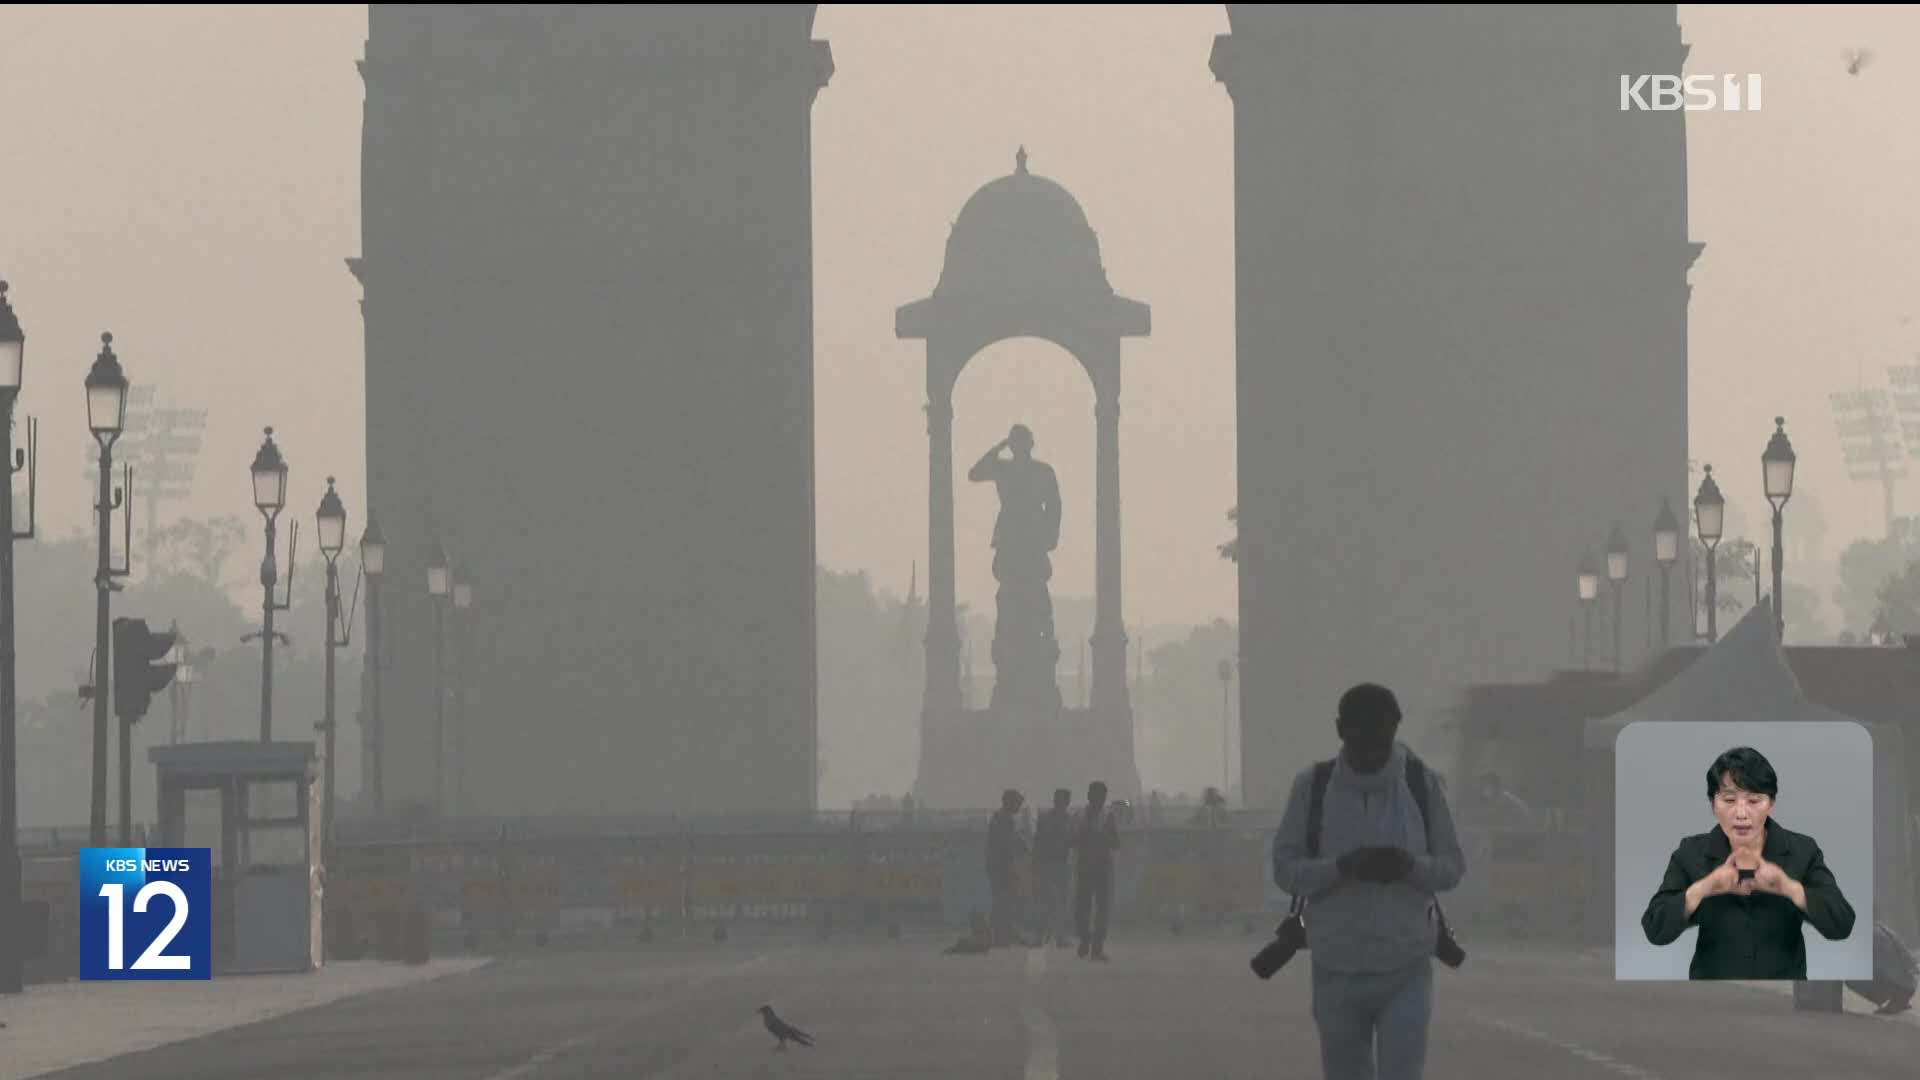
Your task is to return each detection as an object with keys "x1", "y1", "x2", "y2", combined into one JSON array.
[
  {"x1": 79, "y1": 847, "x2": 212, "y2": 980},
  {"x1": 1620, "y1": 74, "x2": 1763, "y2": 112}
]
